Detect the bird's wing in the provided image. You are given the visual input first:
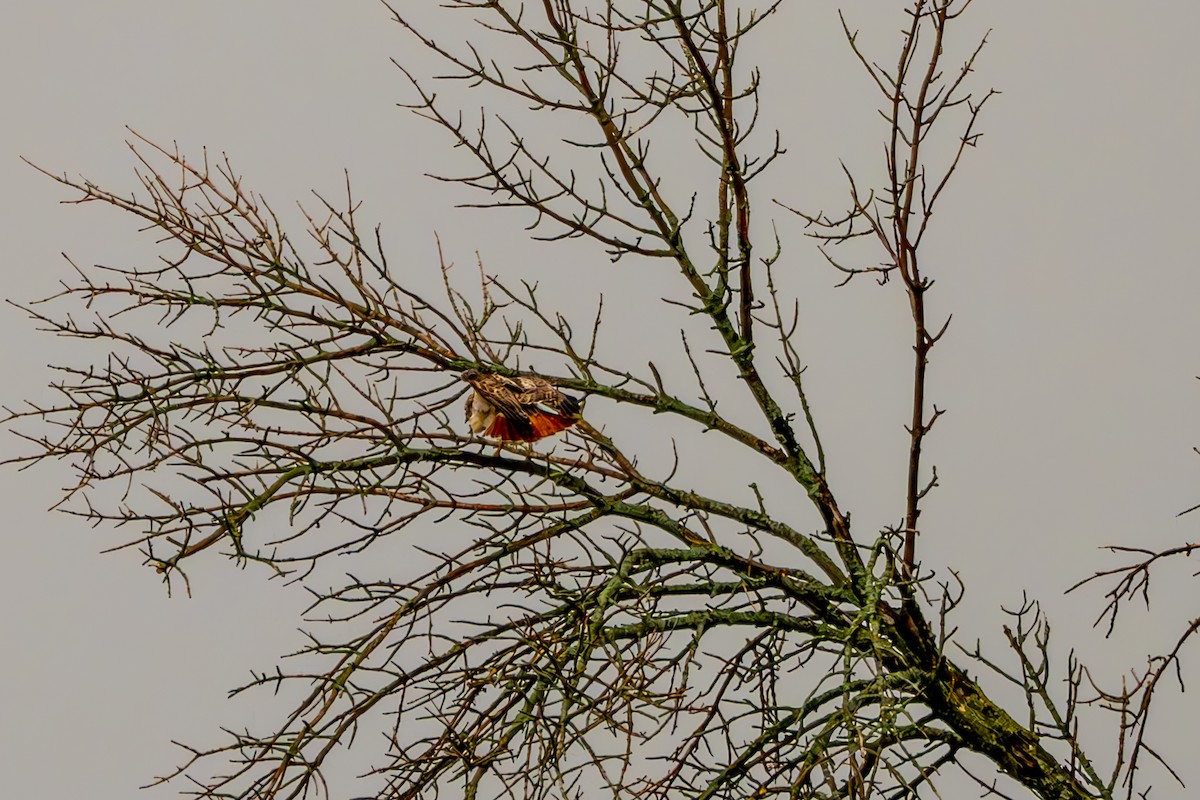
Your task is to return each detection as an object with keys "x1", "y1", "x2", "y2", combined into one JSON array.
[
  {"x1": 510, "y1": 375, "x2": 581, "y2": 416},
  {"x1": 475, "y1": 375, "x2": 536, "y2": 438}
]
